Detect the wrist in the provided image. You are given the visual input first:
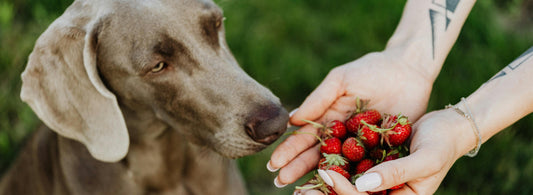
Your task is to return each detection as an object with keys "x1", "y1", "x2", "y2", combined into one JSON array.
[{"x1": 382, "y1": 39, "x2": 437, "y2": 84}]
